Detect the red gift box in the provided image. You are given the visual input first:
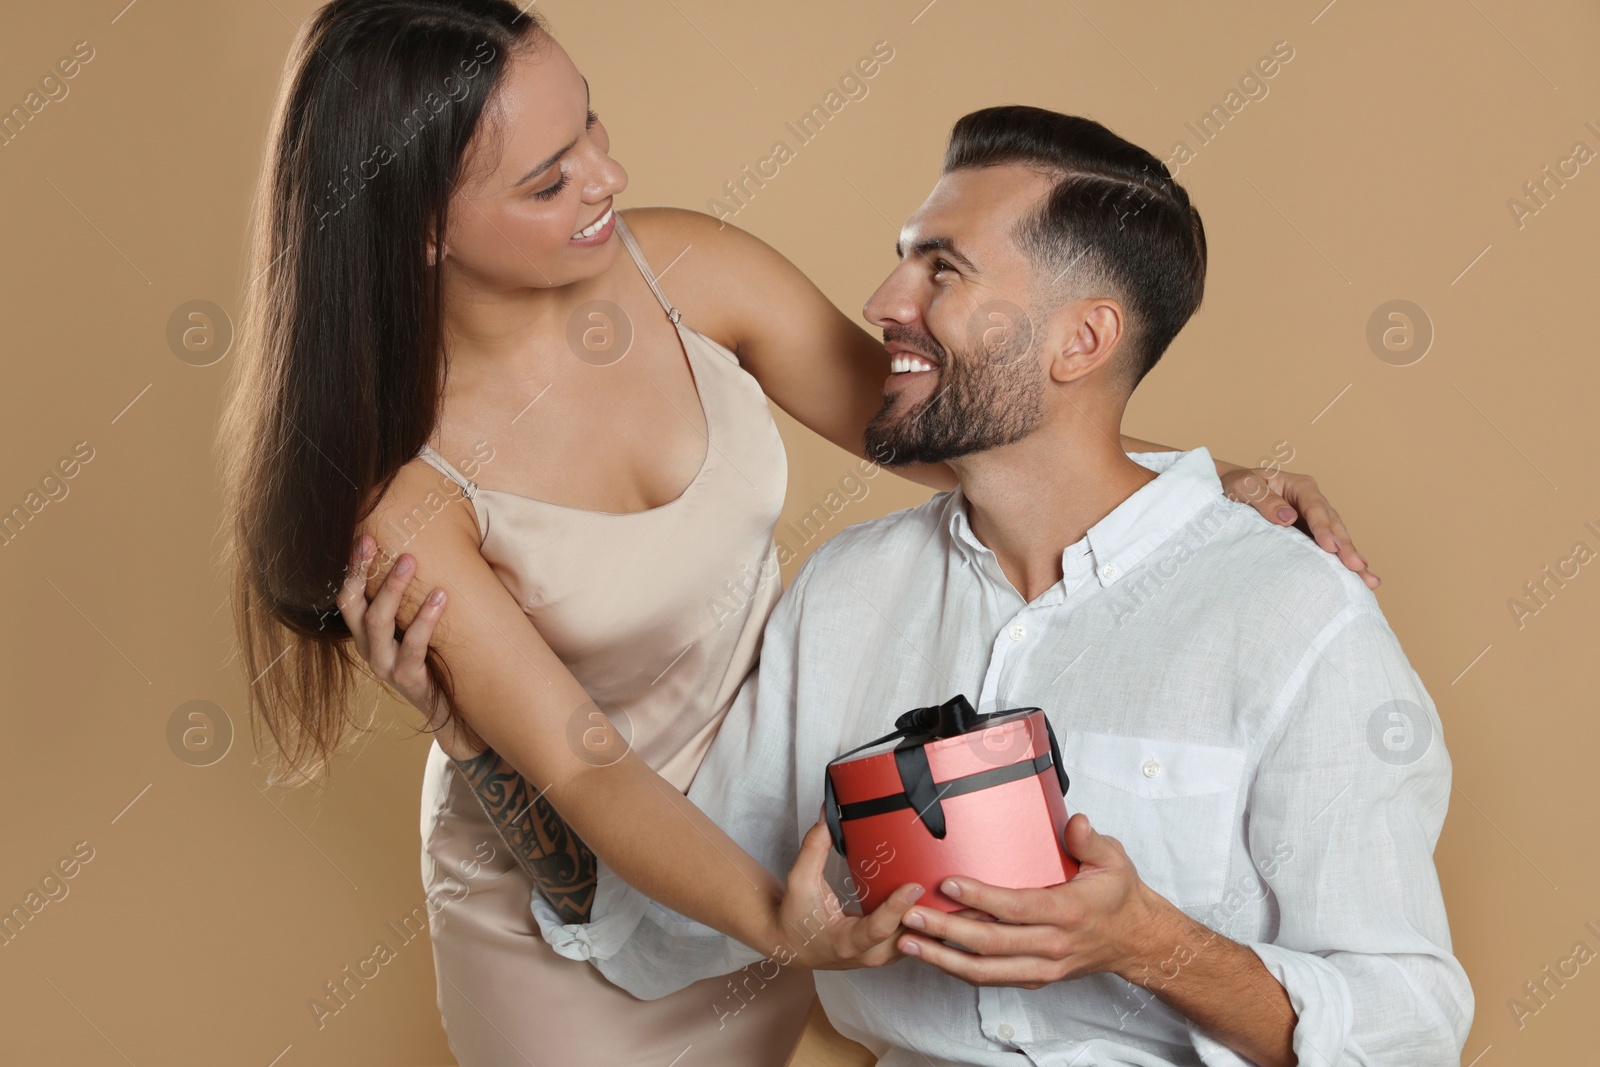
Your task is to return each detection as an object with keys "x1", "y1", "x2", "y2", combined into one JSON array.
[{"x1": 824, "y1": 695, "x2": 1079, "y2": 913}]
